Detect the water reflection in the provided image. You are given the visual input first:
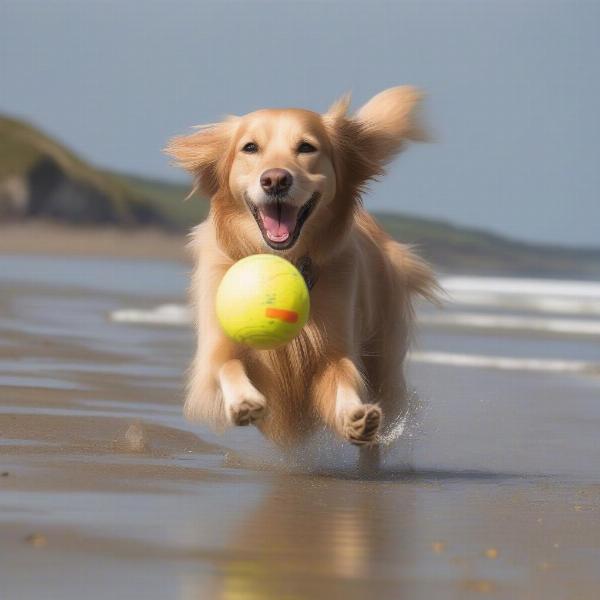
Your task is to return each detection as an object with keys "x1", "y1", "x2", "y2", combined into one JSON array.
[{"x1": 182, "y1": 473, "x2": 416, "y2": 600}]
